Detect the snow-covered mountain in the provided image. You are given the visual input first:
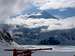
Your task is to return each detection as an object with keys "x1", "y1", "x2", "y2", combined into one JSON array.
[
  {"x1": 11, "y1": 26, "x2": 75, "y2": 45},
  {"x1": 0, "y1": 24, "x2": 75, "y2": 45},
  {"x1": 28, "y1": 10, "x2": 58, "y2": 19}
]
